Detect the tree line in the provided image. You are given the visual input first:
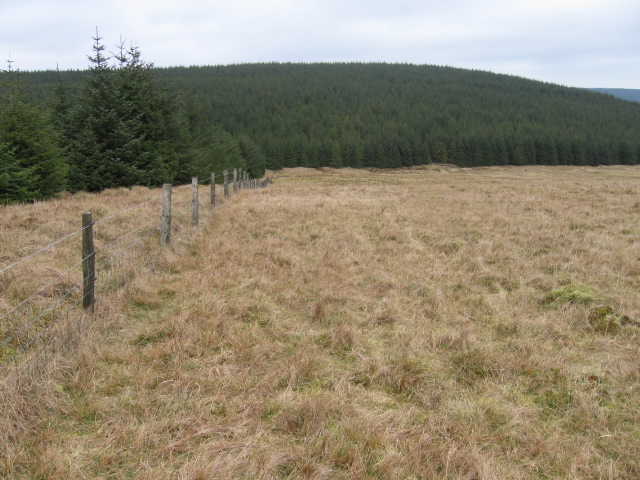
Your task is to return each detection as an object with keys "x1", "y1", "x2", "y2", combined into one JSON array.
[
  {"x1": 3, "y1": 56, "x2": 640, "y2": 203},
  {"x1": 152, "y1": 63, "x2": 640, "y2": 170},
  {"x1": 0, "y1": 34, "x2": 266, "y2": 203}
]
